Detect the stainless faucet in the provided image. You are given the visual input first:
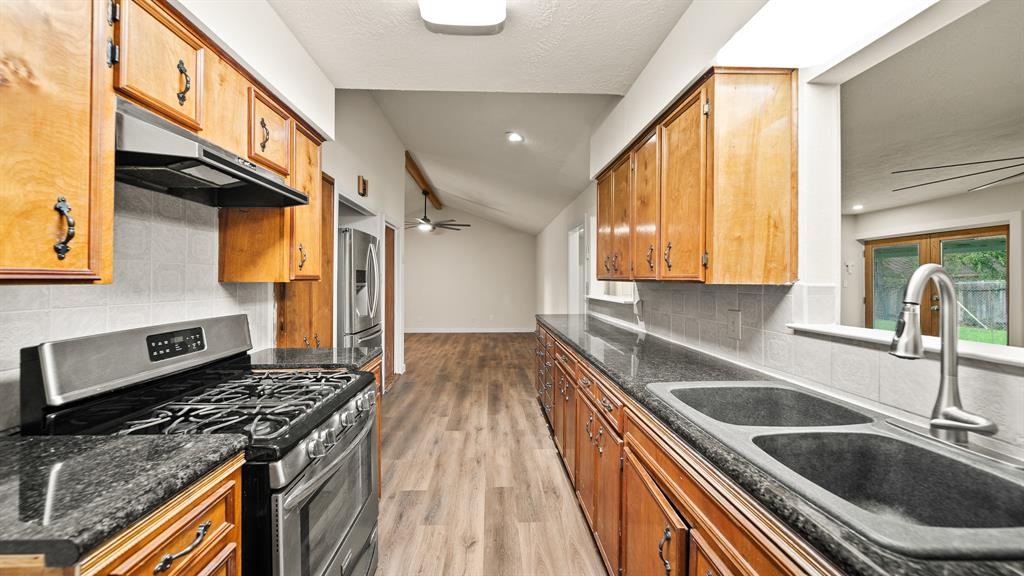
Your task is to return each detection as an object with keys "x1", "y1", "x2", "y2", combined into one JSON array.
[{"x1": 888, "y1": 263, "x2": 997, "y2": 445}]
